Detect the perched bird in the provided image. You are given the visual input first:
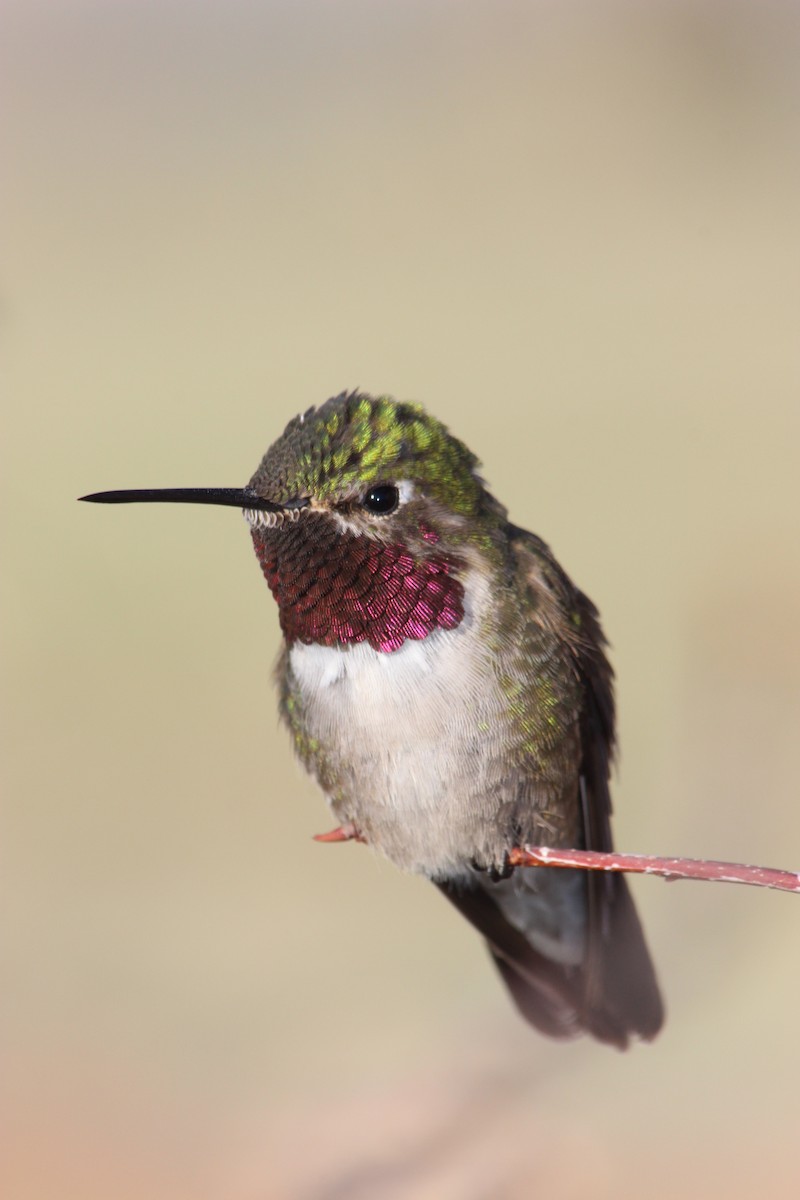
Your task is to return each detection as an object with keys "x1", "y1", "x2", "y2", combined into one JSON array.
[{"x1": 82, "y1": 390, "x2": 663, "y2": 1047}]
